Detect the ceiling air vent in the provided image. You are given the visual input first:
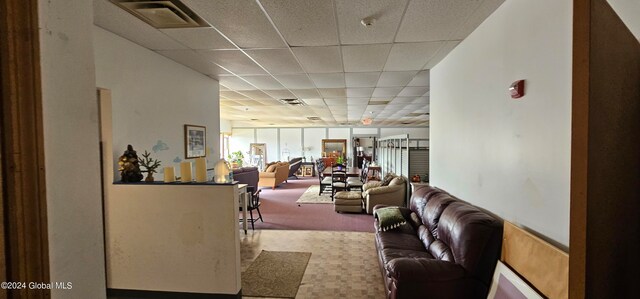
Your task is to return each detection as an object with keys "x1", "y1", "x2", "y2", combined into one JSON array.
[
  {"x1": 278, "y1": 99, "x2": 307, "y2": 106},
  {"x1": 110, "y1": 0, "x2": 209, "y2": 29},
  {"x1": 306, "y1": 117, "x2": 321, "y2": 121},
  {"x1": 407, "y1": 112, "x2": 429, "y2": 117},
  {"x1": 369, "y1": 101, "x2": 389, "y2": 105}
]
